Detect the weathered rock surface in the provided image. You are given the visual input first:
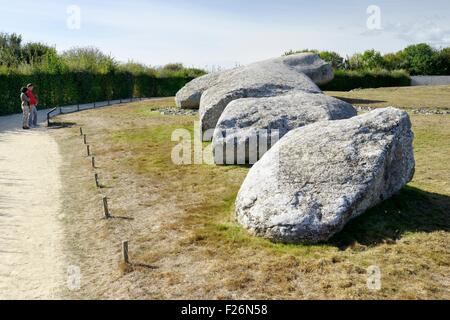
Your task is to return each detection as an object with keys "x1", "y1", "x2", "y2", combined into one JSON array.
[
  {"x1": 212, "y1": 92, "x2": 357, "y2": 164},
  {"x1": 175, "y1": 53, "x2": 333, "y2": 111},
  {"x1": 199, "y1": 68, "x2": 322, "y2": 140},
  {"x1": 175, "y1": 72, "x2": 222, "y2": 109},
  {"x1": 235, "y1": 108, "x2": 415, "y2": 244},
  {"x1": 273, "y1": 53, "x2": 334, "y2": 85}
]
